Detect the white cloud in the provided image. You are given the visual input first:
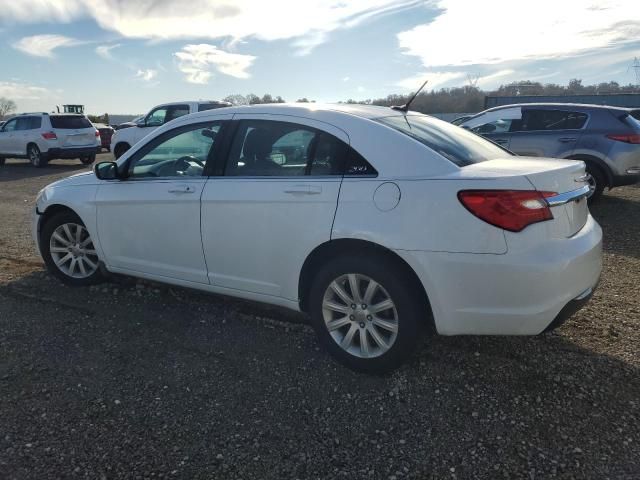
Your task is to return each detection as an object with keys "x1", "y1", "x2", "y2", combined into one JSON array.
[
  {"x1": 13, "y1": 34, "x2": 82, "y2": 58},
  {"x1": 135, "y1": 69, "x2": 158, "y2": 82},
  {"x1": 174, "y1": 44, "x2": 256, "y2": 83},
  {"x1": 0, "y1": 81, "x2": 49, "y2": 100},
  {"x1": 398, "y1": 0, "x2": 640, "y2": 69},
  {"x1": 475, "y1": 69, "x2": 516, "y2": 88},
  {"x1": 96, "y1": 43, "x2": 121, "y2": 60},
  {"x1": 396, "y1": 71, "x2": 465, "y2": 90},
  {"x1": 343, "y1": 76, "x2": 351, "y2": 82},
  {"x1": 1, "y1": 0, "x2": 415, "y2": 53}
]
